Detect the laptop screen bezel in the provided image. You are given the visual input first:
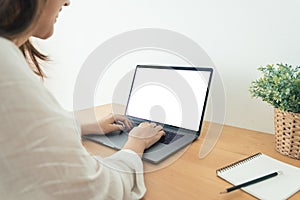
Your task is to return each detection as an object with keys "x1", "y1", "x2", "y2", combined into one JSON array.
[{"x1": 124, "y1": 65, "x2": 213, "y2": 136}]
